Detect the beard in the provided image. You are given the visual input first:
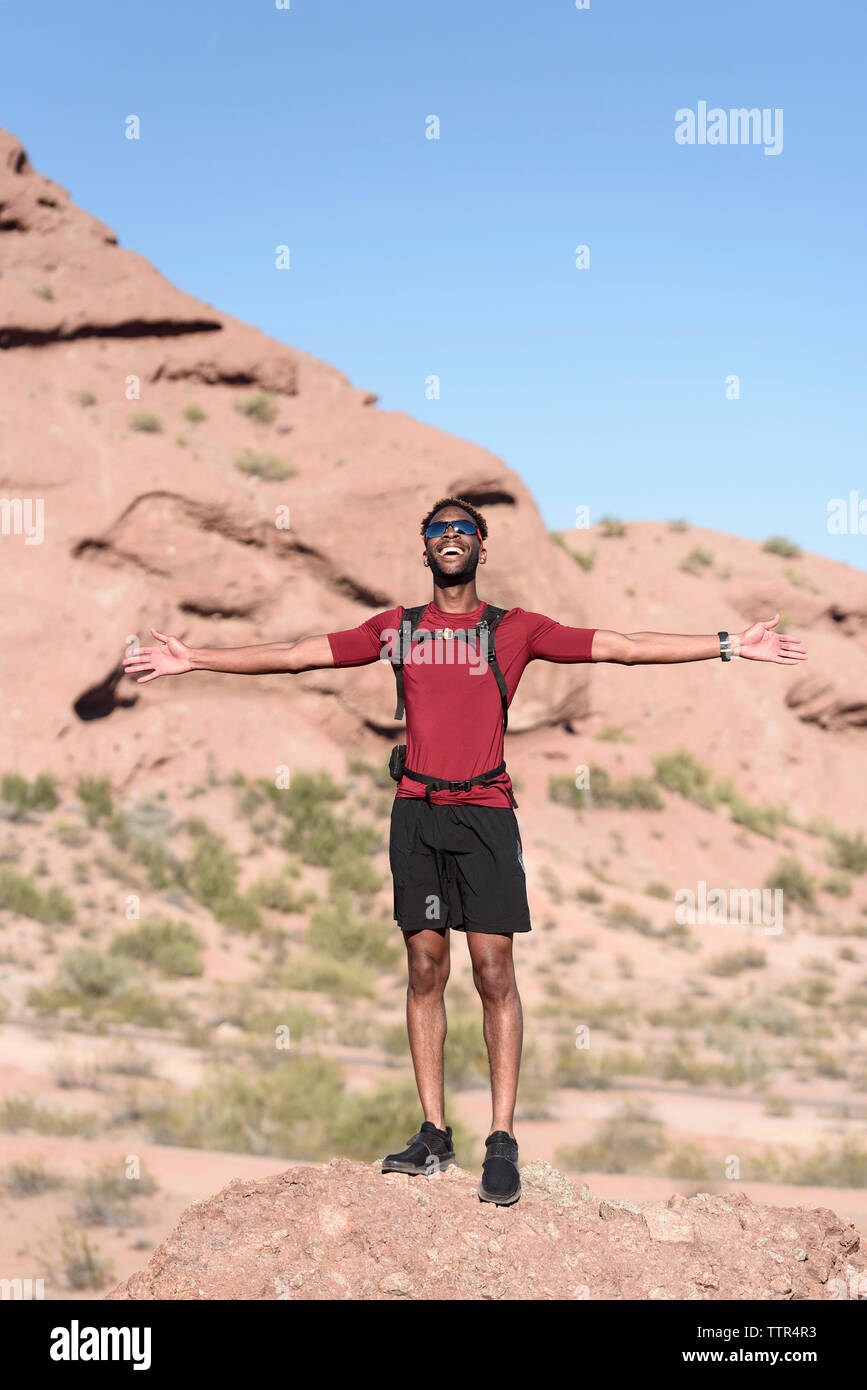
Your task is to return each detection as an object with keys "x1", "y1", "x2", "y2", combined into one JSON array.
[{"x1": 426, "y1": 545, "x2": 481, "y2": 587}]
